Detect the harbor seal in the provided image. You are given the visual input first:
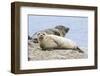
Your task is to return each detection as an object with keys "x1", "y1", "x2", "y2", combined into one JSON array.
[
  {"x1": 37, "y1": 32, "x2": 84, "y2": 53},
  {"x1": 32, "y1": 25, "x2": 69, "y2": 43}
]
